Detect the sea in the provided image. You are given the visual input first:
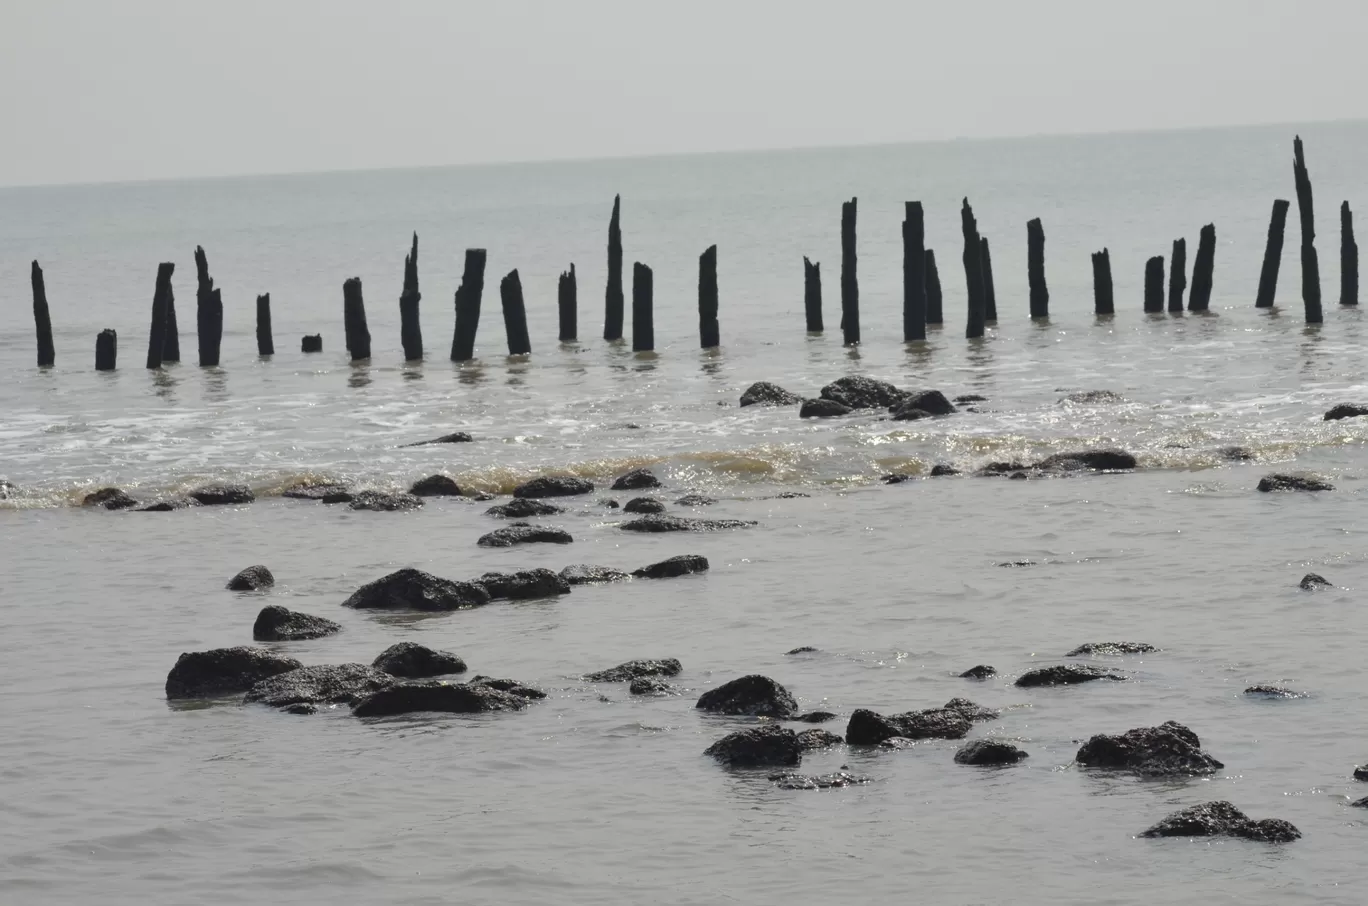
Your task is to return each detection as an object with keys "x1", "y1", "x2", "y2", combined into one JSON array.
[{"x1": 2, "y1": 120, "x2": 1367, "y2": 905}]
